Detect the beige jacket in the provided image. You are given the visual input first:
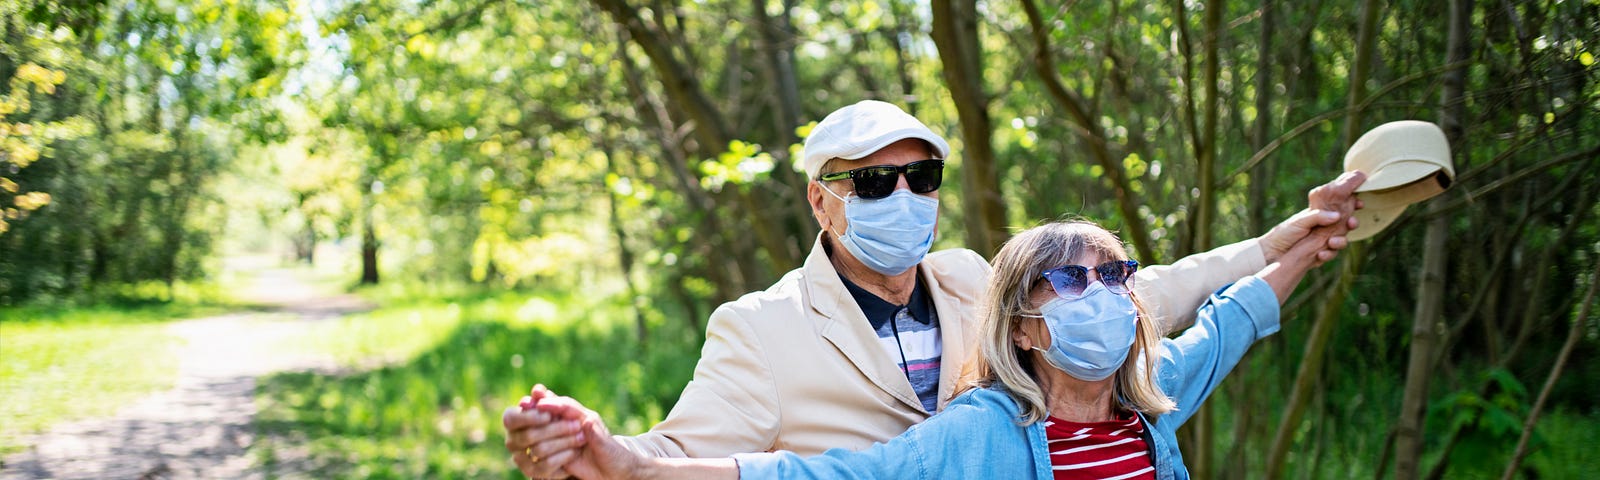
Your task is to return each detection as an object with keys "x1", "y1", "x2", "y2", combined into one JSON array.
[{"x1": 617, "y1": 234, "x2": 1265, "y2": 458}]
